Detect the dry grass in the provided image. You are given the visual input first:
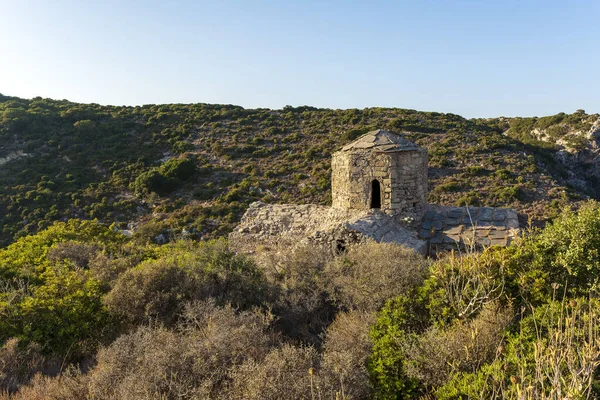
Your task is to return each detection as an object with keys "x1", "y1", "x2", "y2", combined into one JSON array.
[{"x1": 0, "y1": 369, "x2": 88, "y2": 400}]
